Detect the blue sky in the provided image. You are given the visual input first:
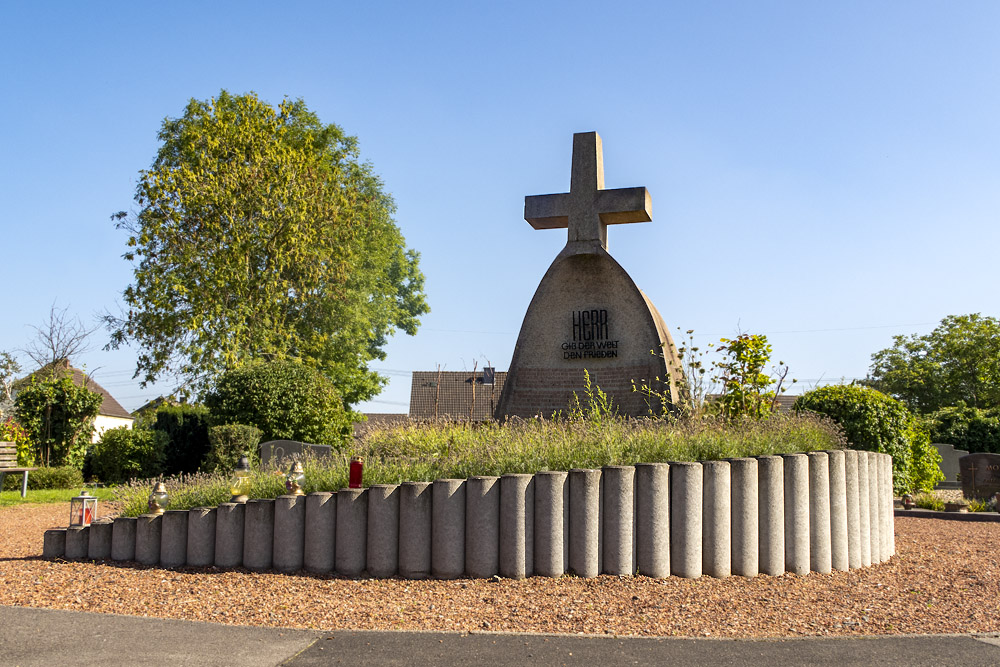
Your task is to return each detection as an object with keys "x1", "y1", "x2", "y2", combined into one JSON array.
[{"x1": 2, "y1": 1, "x2": 998, "y2": 413}]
